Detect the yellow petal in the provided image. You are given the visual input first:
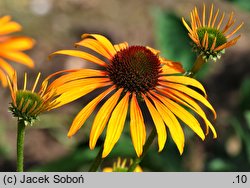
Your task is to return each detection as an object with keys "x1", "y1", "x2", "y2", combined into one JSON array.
[
  {"x1": 0, "y1": 58, "x2": 14, "y2": 77},
  {"x1": 55, "y1": 78, "x2": 110, "y2": 94},
  {"x1": 0, "y1": 21, "x2": 21, "y2": 35},
  {"x1": 0, "y1": 69, "x2": 8, "y2": 87},
  {"x1": 102, "y1": 167, "x2": 113, "y2": 172},
  {"x1": 0, "y1": 37, "x2": 35, "y2": 50},
  {"x1": 142, "y1": 94, "x2": 167, "y2": 152},
  {"x1": 160, "y1": 61, "x2": 185, "y2": 75},
  {"x1": 159, "y1": 82, "x2": 216, "y2": 118},
  {"x1": 182, "y1": 17, "x2": 194, "y2": 35},
  {"x1": 0, "y1": 51, "x2": 34, "y2": 68},
  {"x1": 0, "y1": 16, "x2": 11, "y2": 26},
  {"x1": 146, "y1": 46, "x2": 160, "y2": 56},
  {"x1": 159, "y1": 88, "x2": 217, "y2": 138},
  {"x1": 159, "y1": 76, "x2": 207, "y2": 96},
  {"x1": 102, "y1": 92, "x2": 130, "y2": 158},
  {"x1": 82, "y1": 34, "x2": 116, "y2": 57},
  {"x1": 67, "y1": 86, "x2": 116, "y2": 137},
  {"x1": 130, "y1": 93, "x2": 146, "y2": 157},
  {"x1": 89, "y1": 88, "x2": 123, "y2": 150},
  {"x1": 148, "y1": 92, "x2": 185, "y2": 154},
  {"x1": 114, "y1": 42, "x2": 129, "y2": 52},
  {"x1": 153, "y1": 92, "x2": 205, "y2": 140},
  {"x1": 52, "y1": 82, "x2": 112, "y2": 109},
  {"x1": 47, "y1": 69, "x2": 107, "y2": 91},
  {"x1": 51, "y1": 50, "x2": 107, "y2": 67},
  {"x1": 75, "y1": 38, "x2": 112, "y2": 60}
]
